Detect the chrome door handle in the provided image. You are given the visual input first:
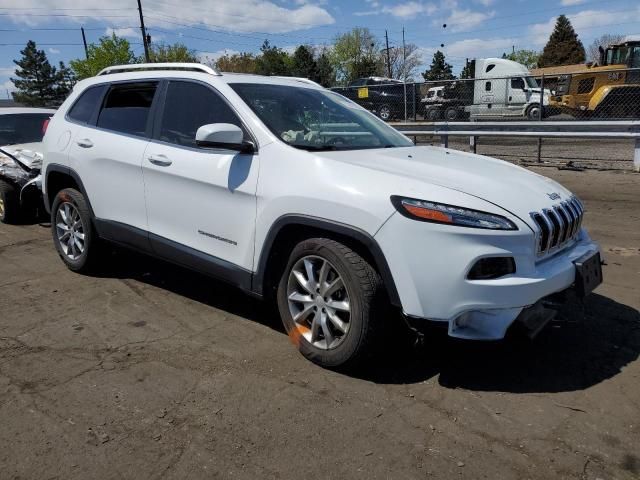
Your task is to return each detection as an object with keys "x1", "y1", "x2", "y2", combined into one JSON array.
[
  {"x1": 76, "y1": 138, "x2": 93, "y2": 148},
  {"x1": 147, "y1": 154, "x2": 172, "y2": 167}
]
